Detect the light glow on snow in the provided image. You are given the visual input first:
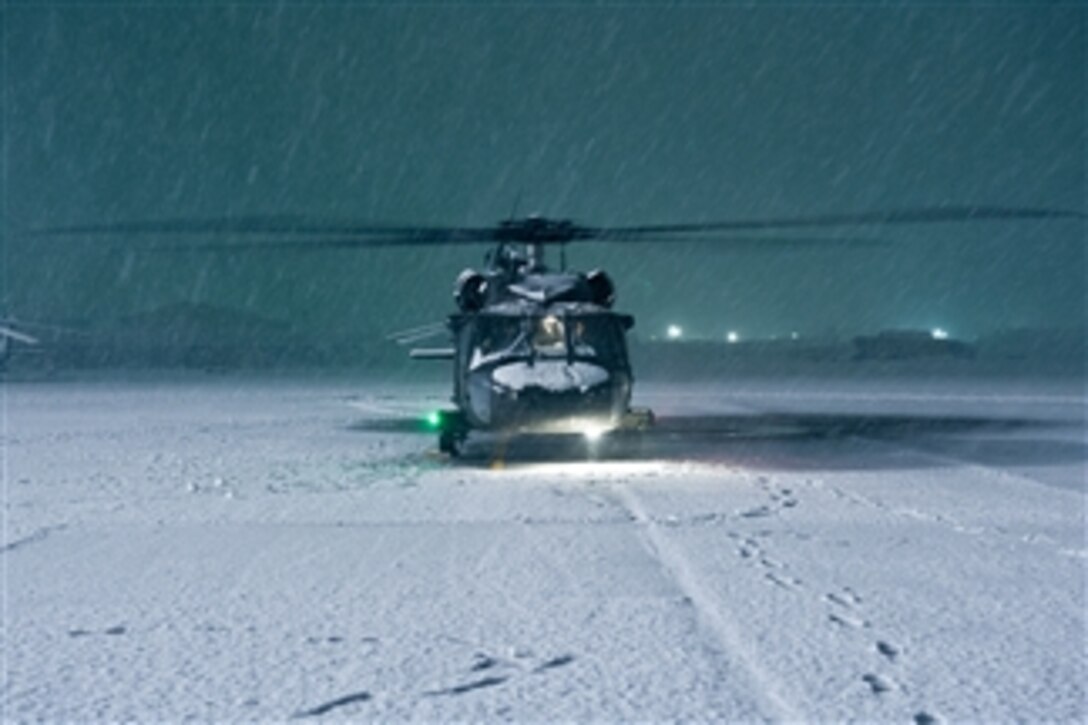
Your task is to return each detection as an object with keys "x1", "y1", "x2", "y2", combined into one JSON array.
[{"x1": 501, "y1": 460, "x2": 677, "y2": 477}]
